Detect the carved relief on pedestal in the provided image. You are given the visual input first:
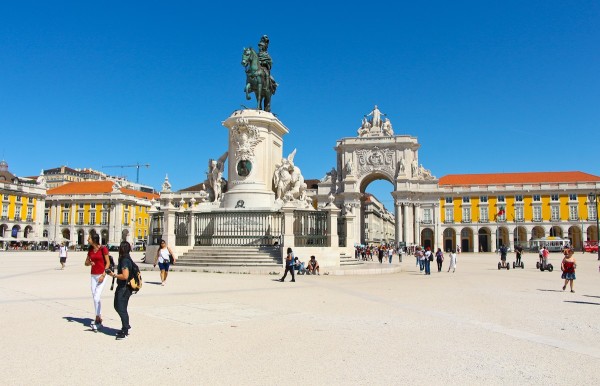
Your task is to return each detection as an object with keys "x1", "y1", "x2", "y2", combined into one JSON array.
[
  {"x1": 231, "y1": 117, "x2": 263, "y2": 163},
  {"x1": 356, "y1": 146, "x2": 395, "y2": 178}
]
